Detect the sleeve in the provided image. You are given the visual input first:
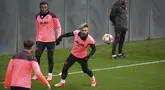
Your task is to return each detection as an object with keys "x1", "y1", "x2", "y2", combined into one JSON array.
[
  {"x1": 109, "y1": 6, "x2": 117, "y2": 25},
  {"x1": 53, "y1": 17, "x2": 62, "y2": 38},
  {"x1": 32, "y1": 61, "x2": 49, "y2": 85},
  {"x1": 73, "y1": 30, "x2": 80, "y2": 35},
  {"x1": 57, "y1": 32, "x2": 74, "y2": 41},
  {"x1": 4, "y1": 59, "x2": 14, "y2": 88},
  {"x1": 61, "y1": 32, "x2": 74, "y2": 37},
  {"x1": 89, "y1": 36, "x2": 95, "y2": 44},
  {"x1": 87, "y1": 37, "x2": 96, "y2": 58},
  {"x1": 36, "y1": 20, "x2": 39, "y2": 37},
  {"x1": 35, "y1": 14, "x2": 40, "y2": 39},
  {"x1": 88, "y1": 44, "x2": 96, "y2": 58}
]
